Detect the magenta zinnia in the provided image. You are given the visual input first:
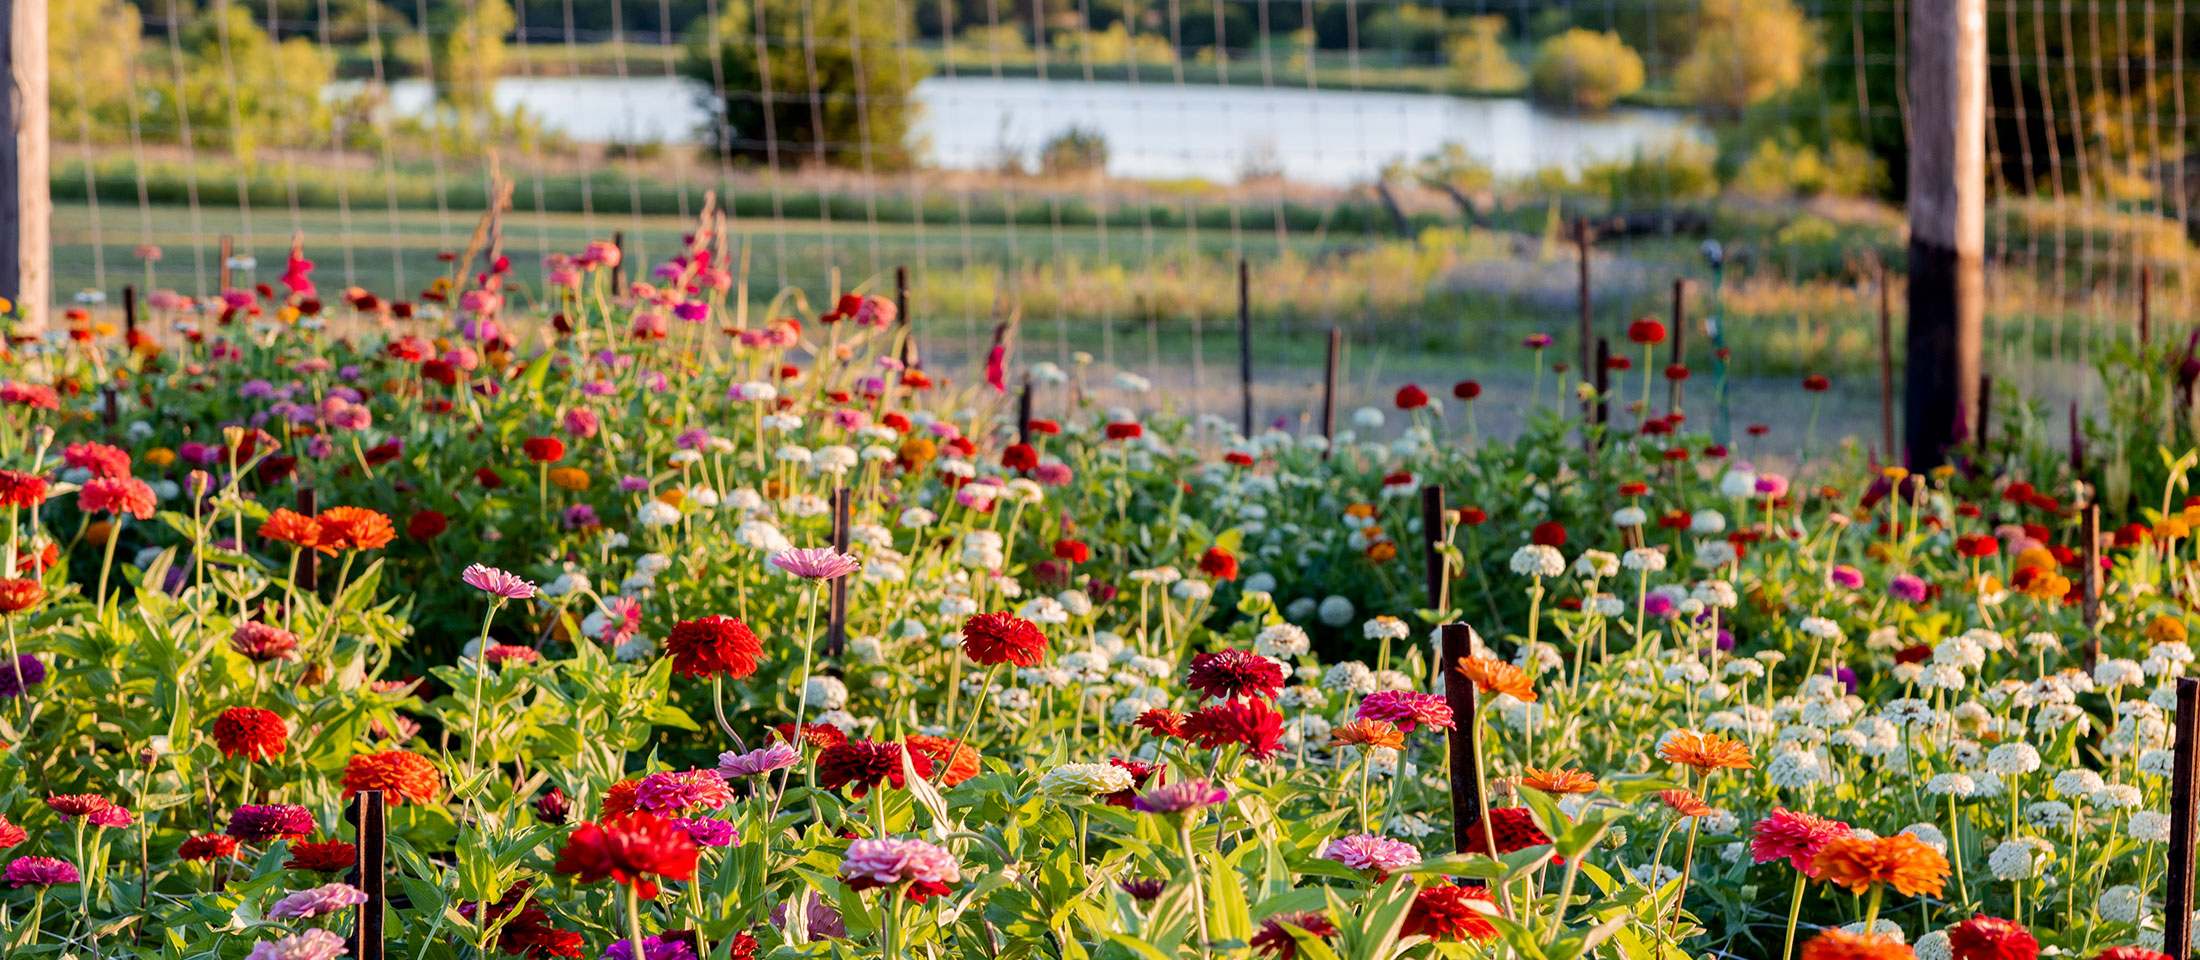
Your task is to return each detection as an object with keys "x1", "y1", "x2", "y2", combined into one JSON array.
[
  {"x1": 460, "y1": 564, "x2": 537, "y2": 599},
  {"x1": 1355, "y1": 691, "x2": 1456, "y2": 732},
  {"x1": 1751, "y1": 808, "x2": 1853, "y2": 877},
  {"x1": 839, "y1": 836, "x2": 962, "y2": 903},
  {"x1": 3, "y1": 856, "x2": 79, "y2": 887},
  {"x1": 632, "y1": 769, "x2": 736, "y2": 814},
  {"x1": 769, "y1": 546, "x2": 863, "y2": 581},
  {"x1": 1320, "y1": 834, "x2": 1422, "y2": 879}
]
